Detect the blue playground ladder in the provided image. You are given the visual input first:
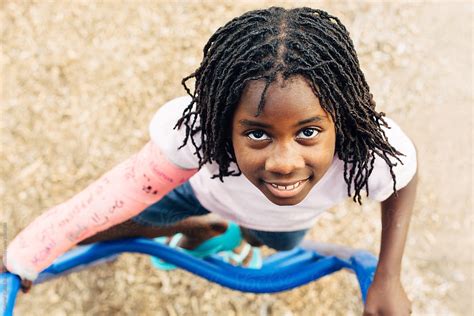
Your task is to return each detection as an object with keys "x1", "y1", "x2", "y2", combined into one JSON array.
[{"x1": 1, "y1": 239, "x2": 377, "y2": 316}]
